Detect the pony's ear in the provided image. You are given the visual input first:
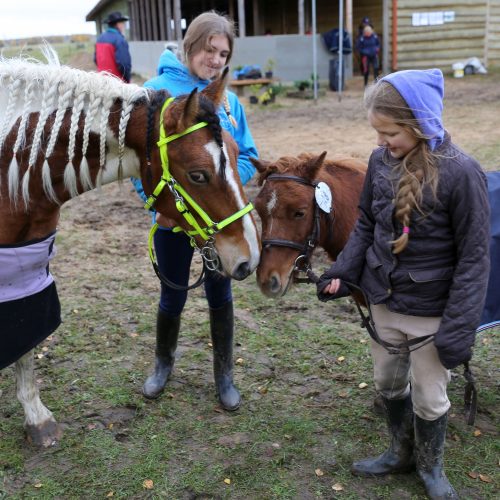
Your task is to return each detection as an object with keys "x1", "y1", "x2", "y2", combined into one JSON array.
[
  {"x1": 251, "y1": 157, "x2": 278, "y2": 186},
  {"x1": 180, "y1": 88, "x2": 200, "y2": 130},
  {"x1": 303, "y1": 151, "x2": 327, "y2": 181},
  {"x1": 200, "y1": 67, "x2": 229, "y2": 107},
  {"x1": 250, "y1": 157, "x2": 271, "y2": 173}
]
